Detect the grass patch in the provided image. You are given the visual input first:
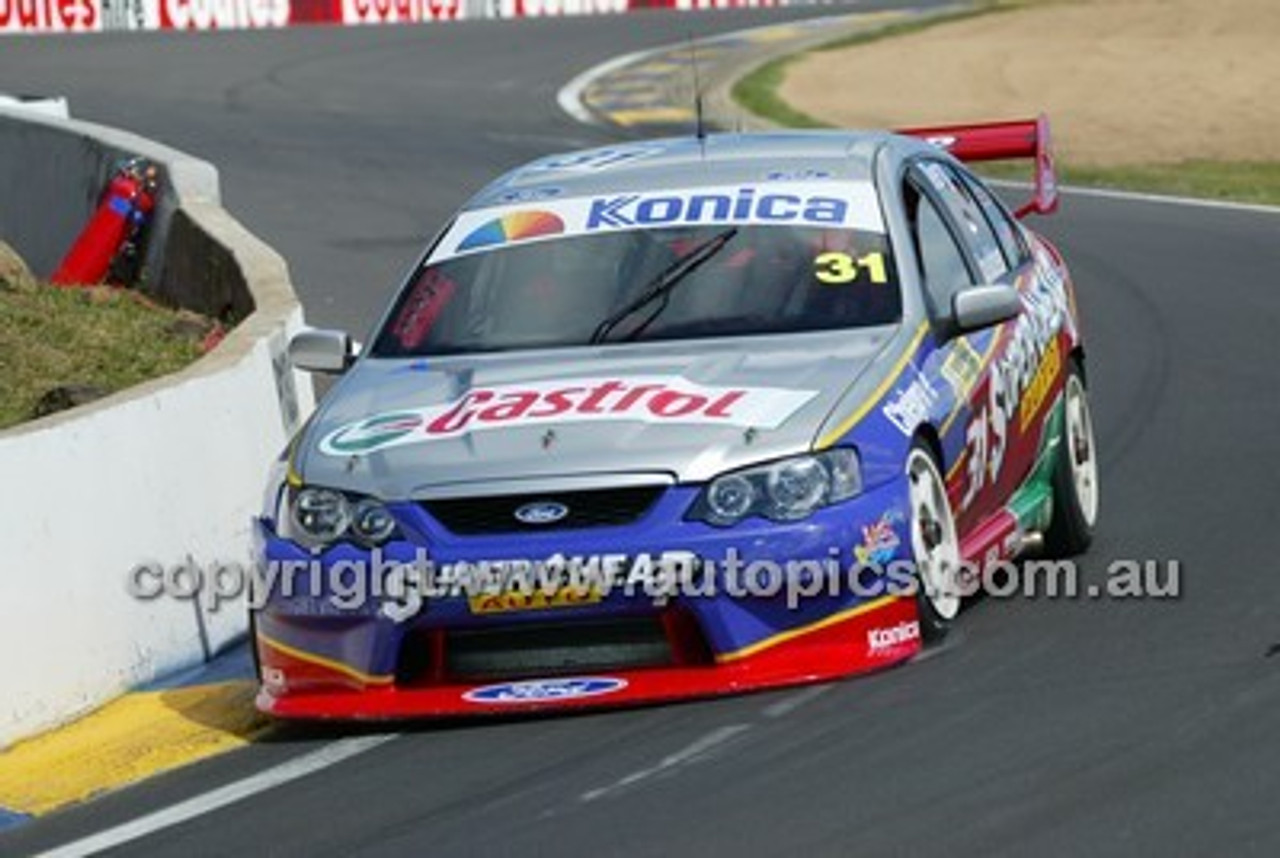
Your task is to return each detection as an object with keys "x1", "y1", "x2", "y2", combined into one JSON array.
[
  {"x1": 0, "y1": 248, "x2": 213, "y2": 430},
  {"x1": 974, "y1": 160, "x2": 1280, "y2": 207},
  {"x1": 811, "y1": 4, "x2": 1009, "y2": 55},
  {"x1": 731, "y1": 54, "x2": 831, "y2": 130},
  {"x1": 731, "y1": 4, "x2": 1007, "y2": 131},
  {"x1": 1056, "y1": 161, "x2": 1280, "y2": 207}
]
